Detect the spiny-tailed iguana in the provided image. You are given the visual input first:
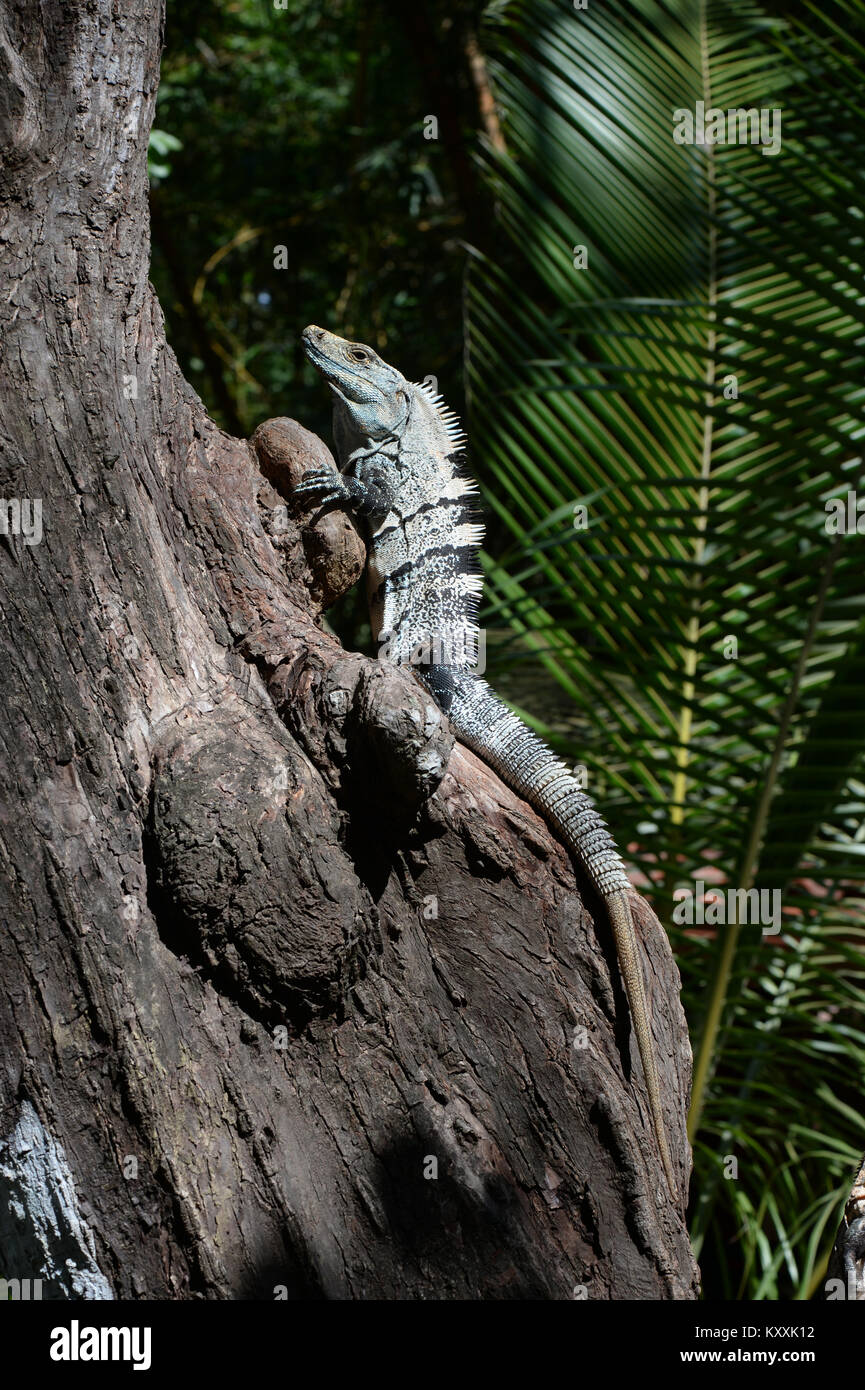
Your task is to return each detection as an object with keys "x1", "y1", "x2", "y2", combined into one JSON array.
[{"x1": 297, "y1": 324, "x2": 678, "y2": 1200}]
